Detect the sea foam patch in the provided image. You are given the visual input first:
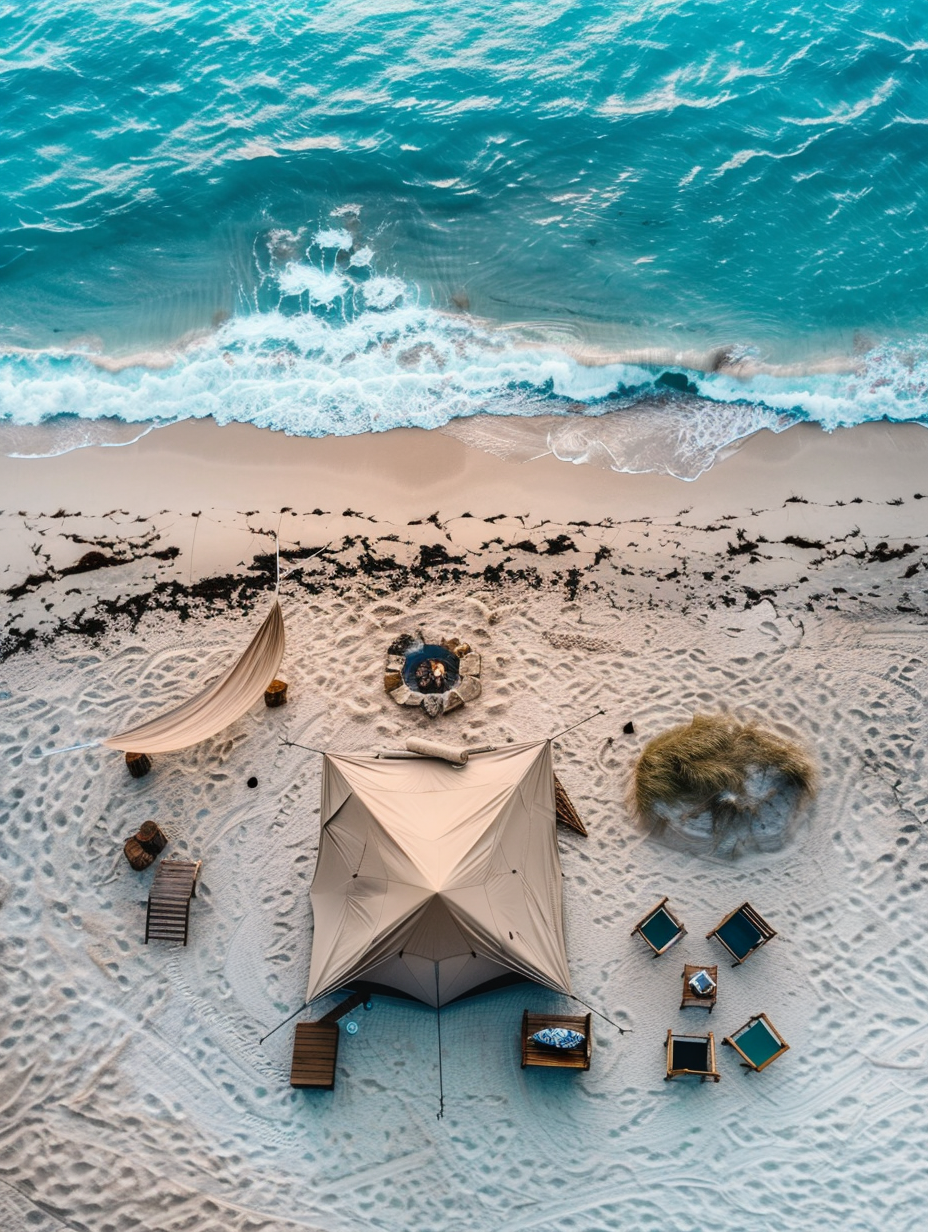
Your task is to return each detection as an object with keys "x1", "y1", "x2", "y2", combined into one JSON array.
[{"x1": 1, "y1": 235, "x2": 926, "y2": 477}]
